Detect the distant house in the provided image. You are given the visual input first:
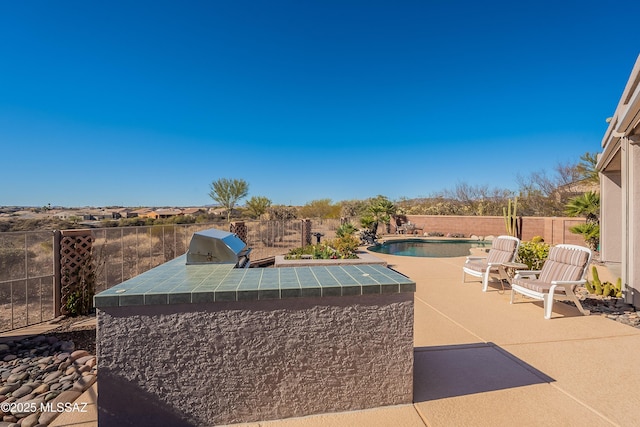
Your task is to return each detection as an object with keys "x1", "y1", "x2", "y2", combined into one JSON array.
[
  {"x1": 148, "y1": 208, "x2": 183, "y2": 219},
  {"x1": 554, "y1": 178, "x2": 599, "y2": 202},
  {"x1": 597, "y1": 54, "x2": 640, "y2": 308},
  {"x1": 112, "y1": 208, "x2": 136, "y2": 219},
  {"x1": 208, "y1": 207, "x2": 239, "y2": 217},
  {"x1": 131, "y1": 208, "x2": 154, "y2": 219},
  {"x1": 53, "y1": 211, "x2": 75, "y2": 220},
  {"x1": 89, "y1": 210, "x2": 112, "y2": 220},
  {"x1": 54, "y1": 211, "x2": 91, "y2": 221},
  {"x1": 182, "y1": 208, "x2": 206, "y2": 217}
]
